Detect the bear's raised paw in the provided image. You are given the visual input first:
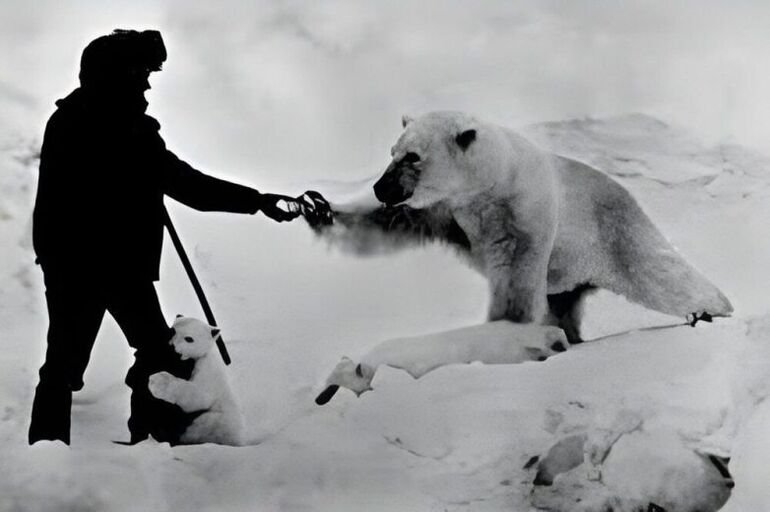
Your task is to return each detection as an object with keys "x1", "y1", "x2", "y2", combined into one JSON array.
[{"x1": 148, "y1": 371, "x2": 177, "y2": 402}]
